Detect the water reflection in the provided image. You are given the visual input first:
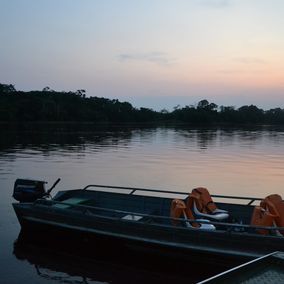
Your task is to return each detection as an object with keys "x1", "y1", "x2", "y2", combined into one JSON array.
[
  {"x1": 3, "y1": 124, "x2": 284, "y2": 283},
  {"x1": 1, "y1": 124, "x2": 284, "y2": 196},
  {"x1": 0, "y1": 125, "x2": 135, "y2": 155},
  {"x1": 1, "y1": 124, "x2": 284, "y2": 154},
  {"x1": 13, "y1": 230, "x2": 225, "y2": 284}
]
